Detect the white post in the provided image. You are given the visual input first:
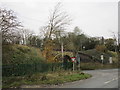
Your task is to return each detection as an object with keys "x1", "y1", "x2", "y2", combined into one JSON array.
[
  {"x1": 101, "y1": 55, "x2": 104, "y2": 64},
  {"x1": 109, "y1": 57, "x2": 113, "y2": 64},
  {"x1": 73, "y1": 62, "x2": 74, "y2": 71}
]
